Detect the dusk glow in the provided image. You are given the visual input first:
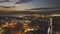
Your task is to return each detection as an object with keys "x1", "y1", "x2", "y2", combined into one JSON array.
[{"x1": 0, "y1": 0, "x2": 60, "y2": 10}]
